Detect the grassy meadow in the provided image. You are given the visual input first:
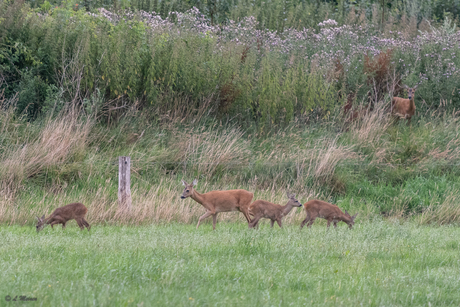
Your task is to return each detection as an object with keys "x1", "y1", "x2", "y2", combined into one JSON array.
[{"x1": 2, "y1": 222, "x2": 460, "y2": 306}]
